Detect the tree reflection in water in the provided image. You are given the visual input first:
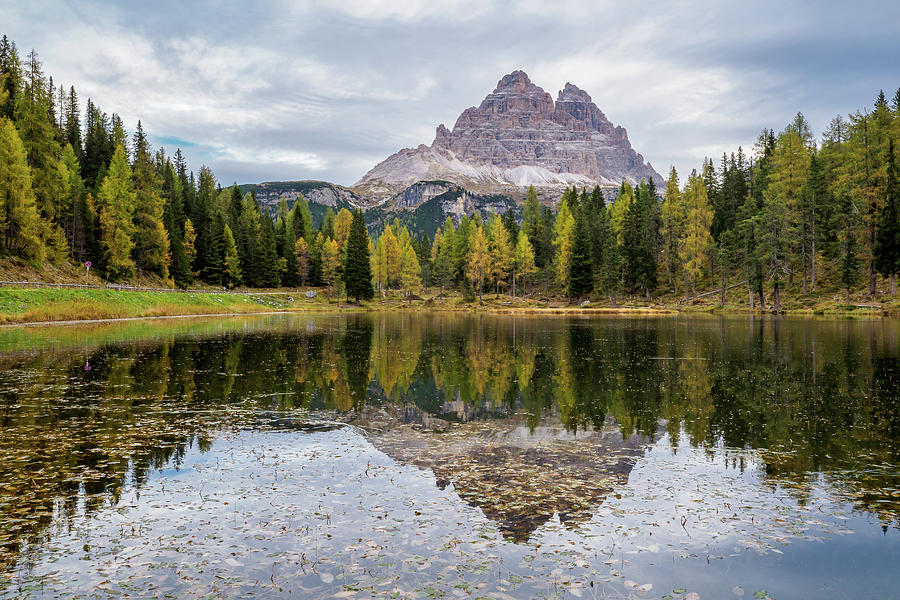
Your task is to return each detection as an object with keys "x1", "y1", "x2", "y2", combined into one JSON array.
[{"x1": 0, "y1": 314, "x2": 897, "y2": 570}]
